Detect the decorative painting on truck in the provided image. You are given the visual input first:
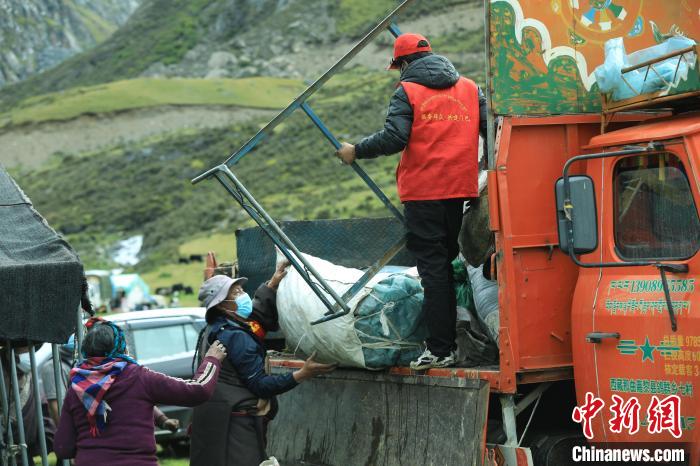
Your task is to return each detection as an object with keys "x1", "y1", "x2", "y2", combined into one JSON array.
[{"x1": 489, "y1": 0, "x2": 700, "y2": 115}]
